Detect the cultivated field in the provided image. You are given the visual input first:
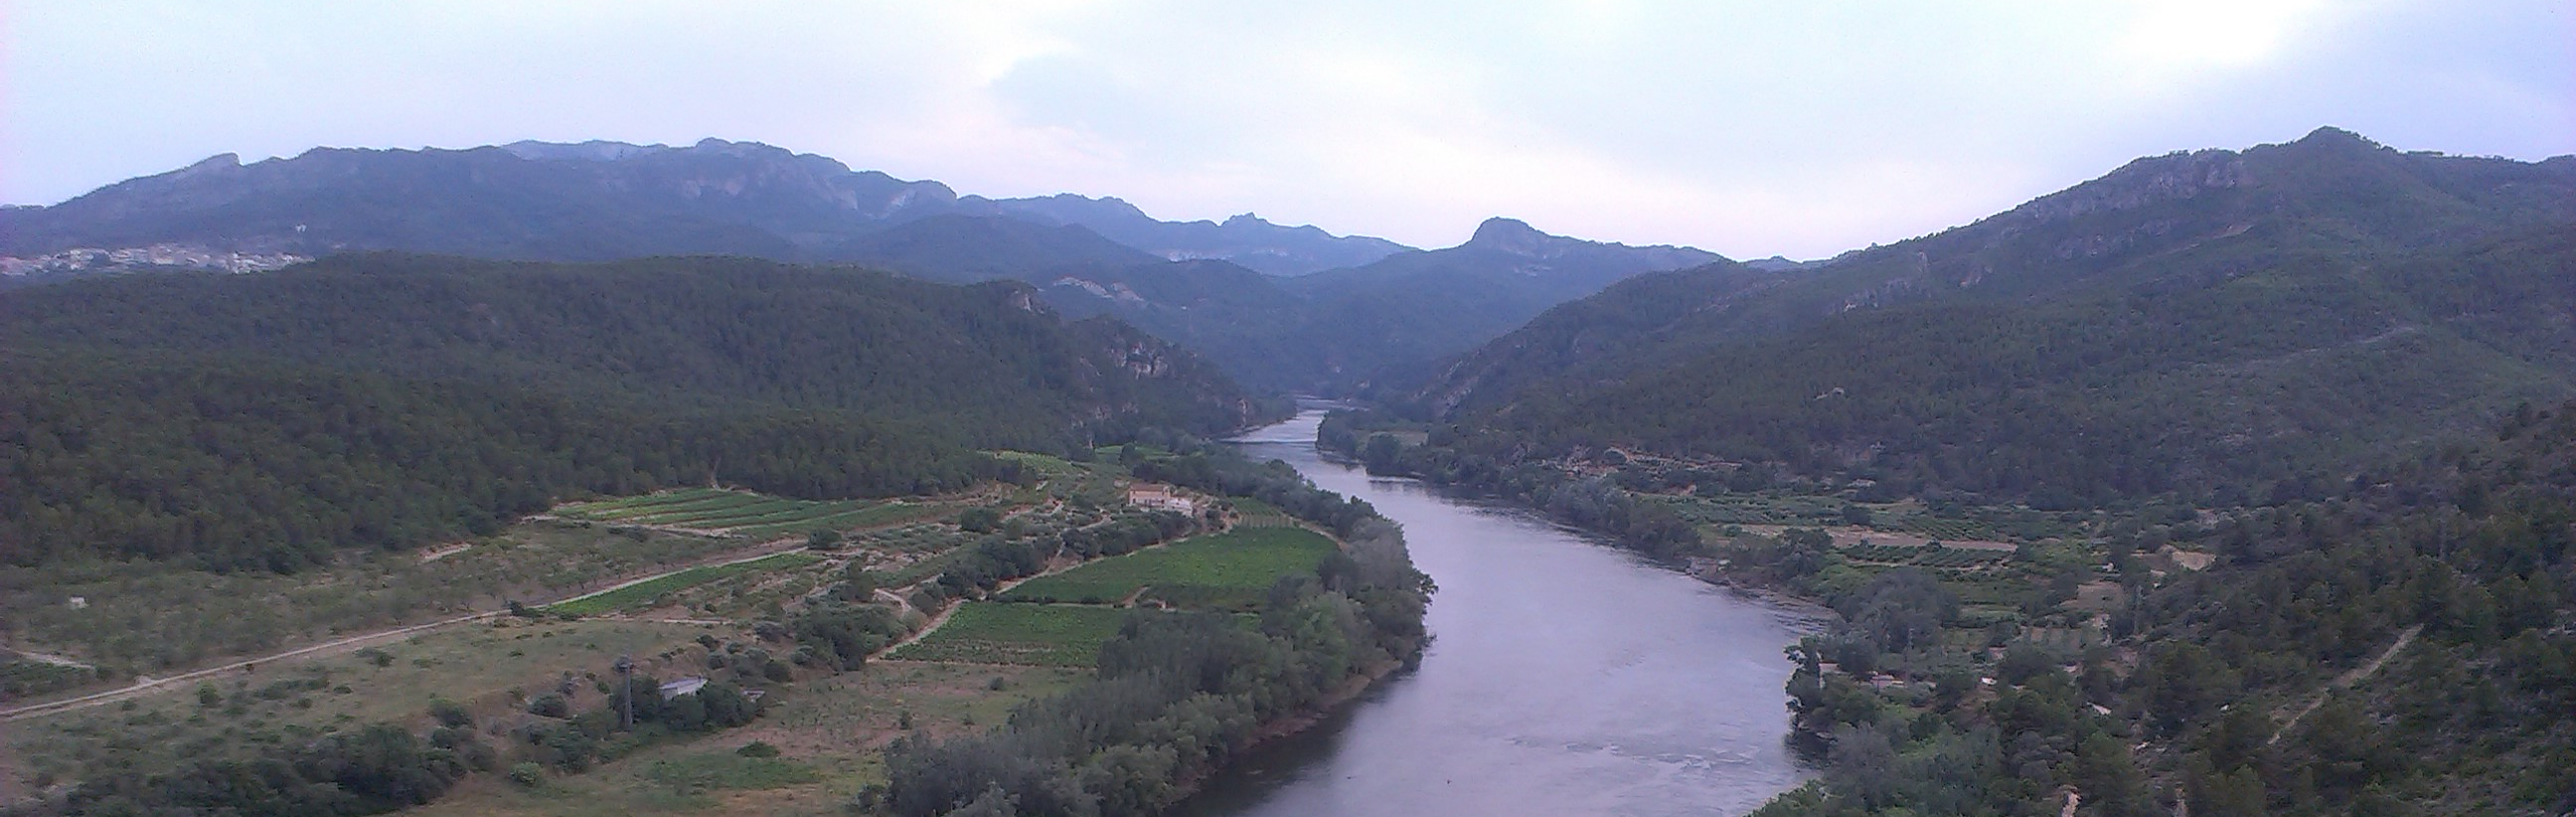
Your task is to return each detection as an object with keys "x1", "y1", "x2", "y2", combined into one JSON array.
[
  {"x1": 886, "y1": 603, "x2": 1136, "y2": 668},
  {"x1": 545, "y1": 552, "x2": 824, "y2": 616},
  {"x1": 551, "y1": 488, "x2": 955, "y2": 540},
  {"x1": 998, "y1": 528, "x2": 1338, "y2": 610}
]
